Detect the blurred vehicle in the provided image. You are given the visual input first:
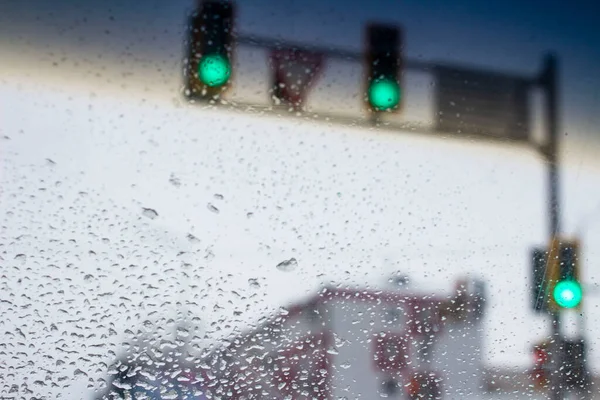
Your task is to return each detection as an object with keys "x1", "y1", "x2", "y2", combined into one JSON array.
[
  {"x1": 98, "y1": 277, "x2": 485, "y2": 399},
  {"x1": 95, "y1": 322, "x2": 212, "y2": 400}
]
